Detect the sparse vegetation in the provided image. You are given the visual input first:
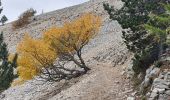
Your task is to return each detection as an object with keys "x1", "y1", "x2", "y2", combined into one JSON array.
[
  {"x1": 0, "y1": 1, "x2": 18, "y2": 92},
  {"x1": 104, "y1": 0, "x2": 170, "y2": 76},
  {"x1": 104, "y1": 1, "x2": 170, "y2": 99},
  {"x1": 1, "y1": 15, "x2": 8, "y2": 25},
  {"x1": 12, "y1": 8, "x2": 36, "y2": 29},
  {"x1": 0, "y1": 33, "x2": 18, "y2": 92},
  {"x1": 16, "y1": 13, "x2": 101, "y2": 83}
]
